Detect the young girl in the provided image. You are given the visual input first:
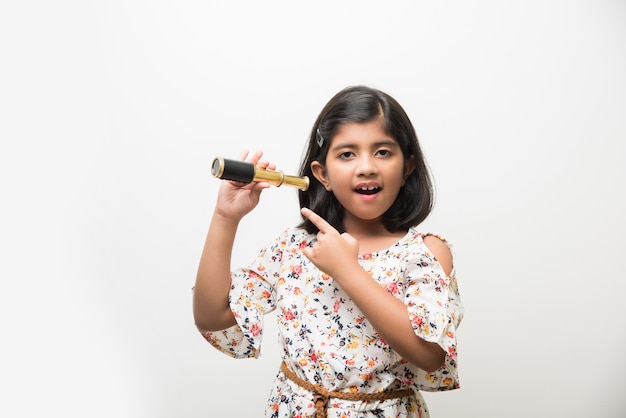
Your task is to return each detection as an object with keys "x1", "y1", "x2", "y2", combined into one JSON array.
[{"x1": 193, "y1": 85, "x2": 463, "y2": 417}]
